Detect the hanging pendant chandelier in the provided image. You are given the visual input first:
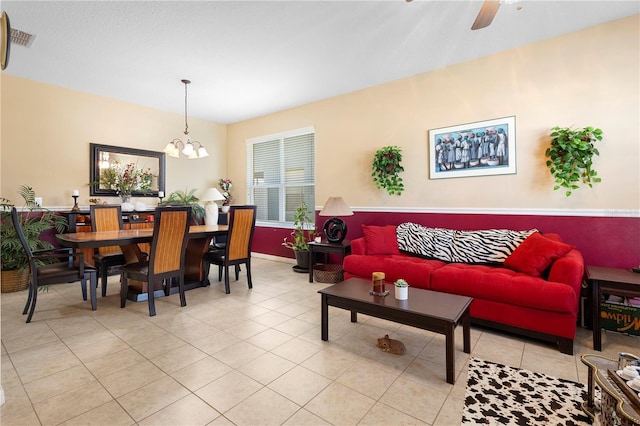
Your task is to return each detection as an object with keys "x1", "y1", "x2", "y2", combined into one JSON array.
[{"x1": 163, "y1": 79, "x2": 209, "y2": 159}]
